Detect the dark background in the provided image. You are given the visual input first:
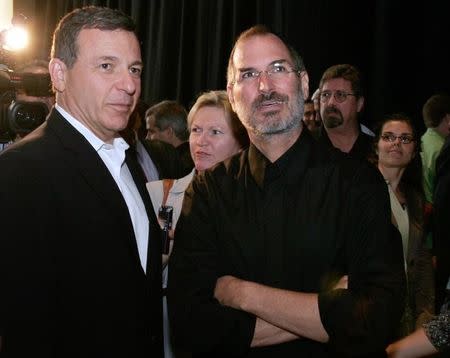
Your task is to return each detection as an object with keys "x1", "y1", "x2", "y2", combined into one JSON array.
[{"x1": 8, "y1": 0, "x2": 450, "y2": 133}]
